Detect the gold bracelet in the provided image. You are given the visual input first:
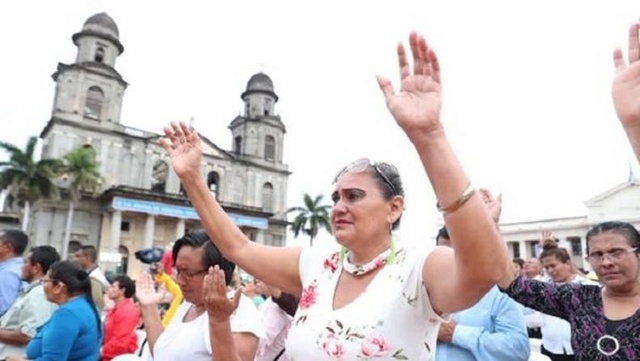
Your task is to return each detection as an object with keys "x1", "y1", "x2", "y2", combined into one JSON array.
[{"x1": 436, "y1": 183, "x2": 476, "y2": 215}]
